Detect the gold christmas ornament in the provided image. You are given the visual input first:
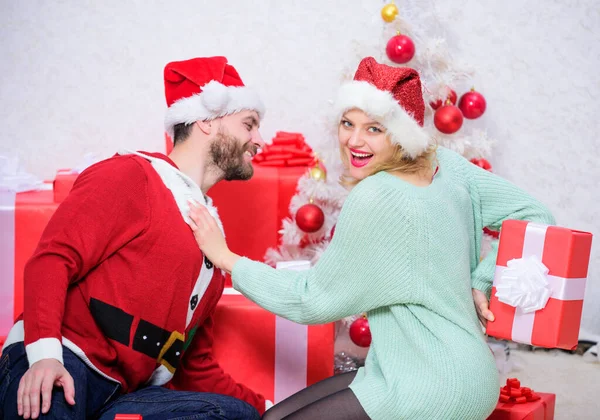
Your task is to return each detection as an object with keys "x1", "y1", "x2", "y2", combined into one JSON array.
[
  {"x1": 309, "y1": 166, "x2": 326, "y2": 181},
  {"x1": 381, "y1": 3, "x2": 399, "y2": 23}
]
